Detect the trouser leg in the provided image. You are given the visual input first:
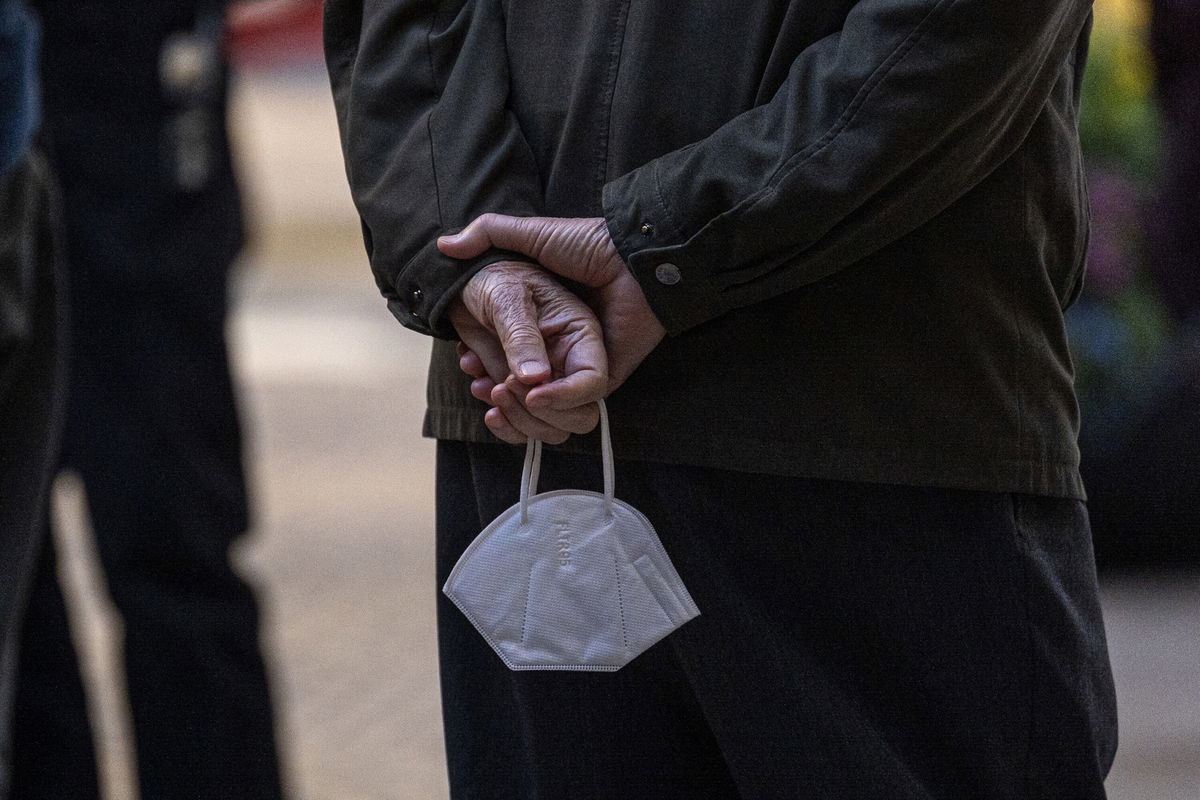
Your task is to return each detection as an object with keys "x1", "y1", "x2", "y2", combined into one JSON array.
[
  {"x1": 26, "y1": 272, "x2": 283, "y2": 800},
  {"x1": 87, "y1": 487, "x2": 282, "y2": 800},
  {"x1": 636, "y1": 465, "x2": 1118, "y2": 800},
  {"x1": 10, "y1": 528, "x2": 100, "y2": 800}
]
